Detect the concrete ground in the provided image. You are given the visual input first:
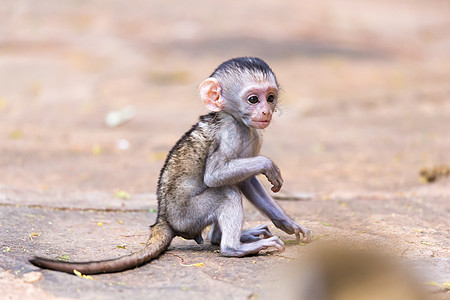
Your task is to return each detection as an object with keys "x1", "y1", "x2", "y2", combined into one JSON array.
[{"x1": 0, "y1": 0, "x2": 449, "y2": 299}]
